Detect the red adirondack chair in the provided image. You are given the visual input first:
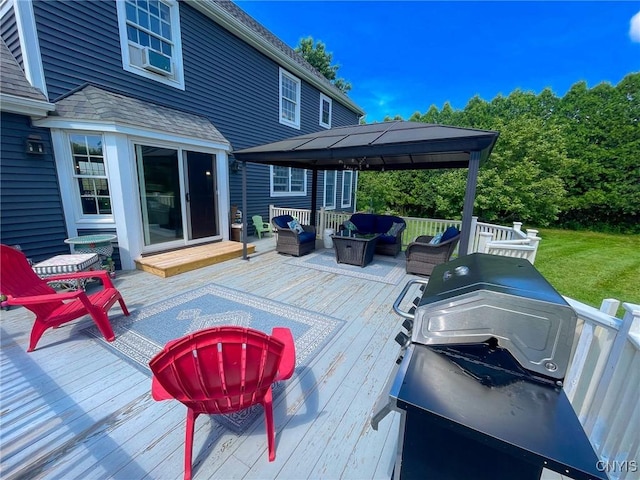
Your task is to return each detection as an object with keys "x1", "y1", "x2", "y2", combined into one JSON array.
[
  {"x1": 0, "y1": 244, "x2": 129, "y2": 352},
  {"x1": 149, "y1": 326, "x2": 296, "y2": 480}
]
